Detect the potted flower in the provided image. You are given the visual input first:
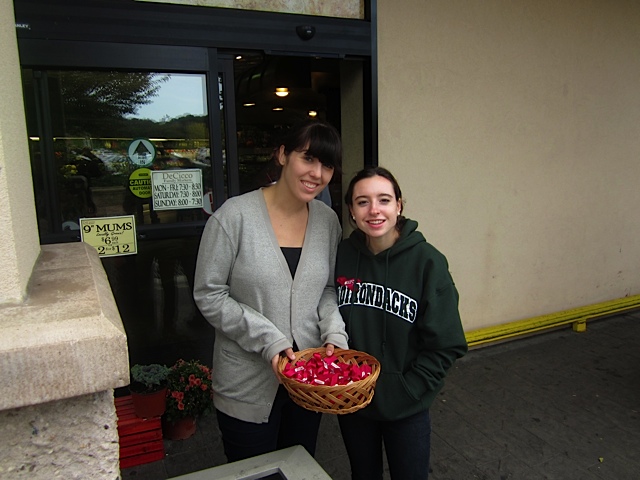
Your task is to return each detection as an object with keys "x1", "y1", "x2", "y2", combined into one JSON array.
[
  {"x1": 163, "y1": 359, "x2": 213, "y2": 440},
  {"x1": 129, "y1": 363, "x2": 171, "y2": 419}
]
